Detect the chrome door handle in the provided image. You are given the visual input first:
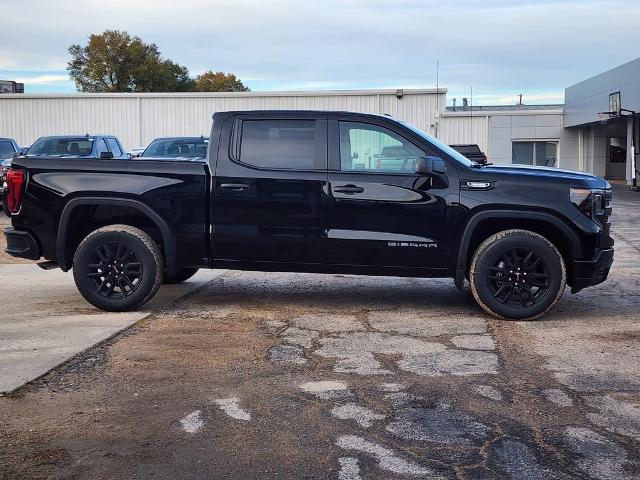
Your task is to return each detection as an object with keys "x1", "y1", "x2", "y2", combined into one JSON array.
[
  {"x1": 333, "y1": 185, "x2": 364, "y2": 194},
  {"x1": 219, "y1": 183, "x2": 250, "y2": 191}
]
